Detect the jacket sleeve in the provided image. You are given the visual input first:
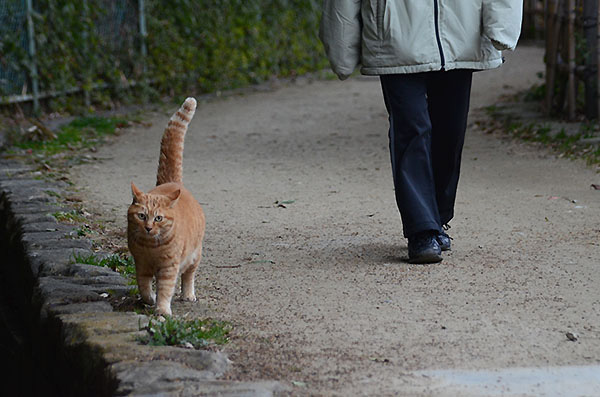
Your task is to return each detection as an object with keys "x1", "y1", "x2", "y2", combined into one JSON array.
[
  {"x1": 482, "y1": 0, "x2": 523, "y2": 51},
  {"x1": 319, "y1": 0, "x2": 362, "y2": 80}
]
